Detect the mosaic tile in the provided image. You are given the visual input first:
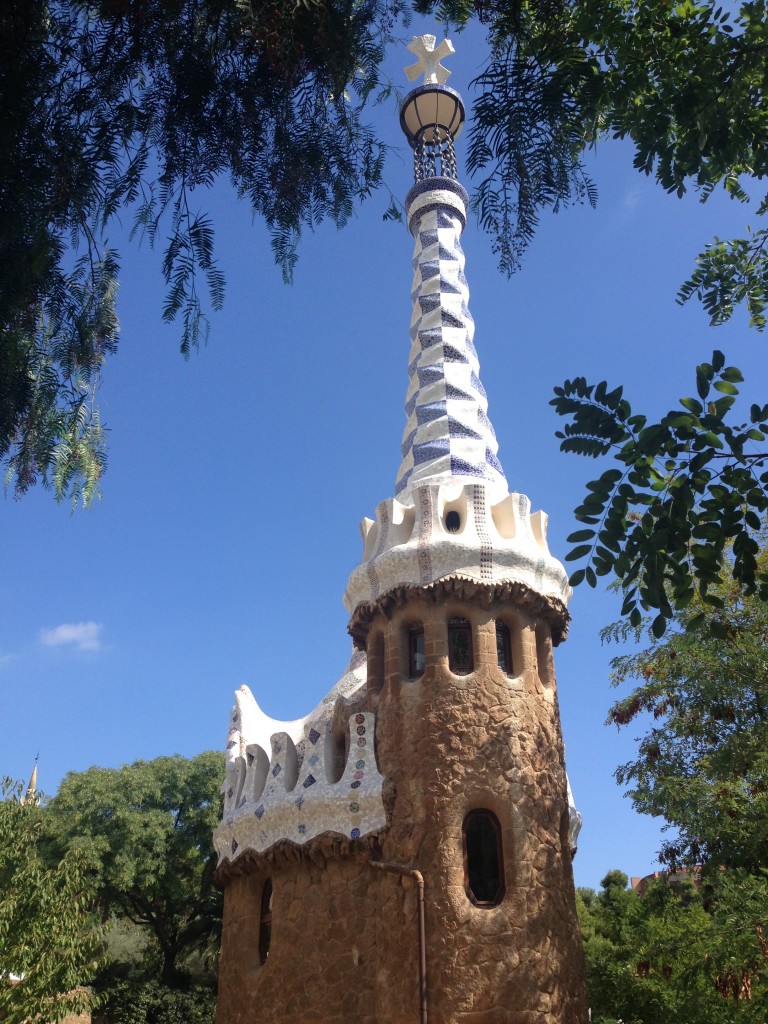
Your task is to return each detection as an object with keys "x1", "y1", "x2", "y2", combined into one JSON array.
[{"x1": 214, "y1": 698, "x2": 386, "y2": 863}]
